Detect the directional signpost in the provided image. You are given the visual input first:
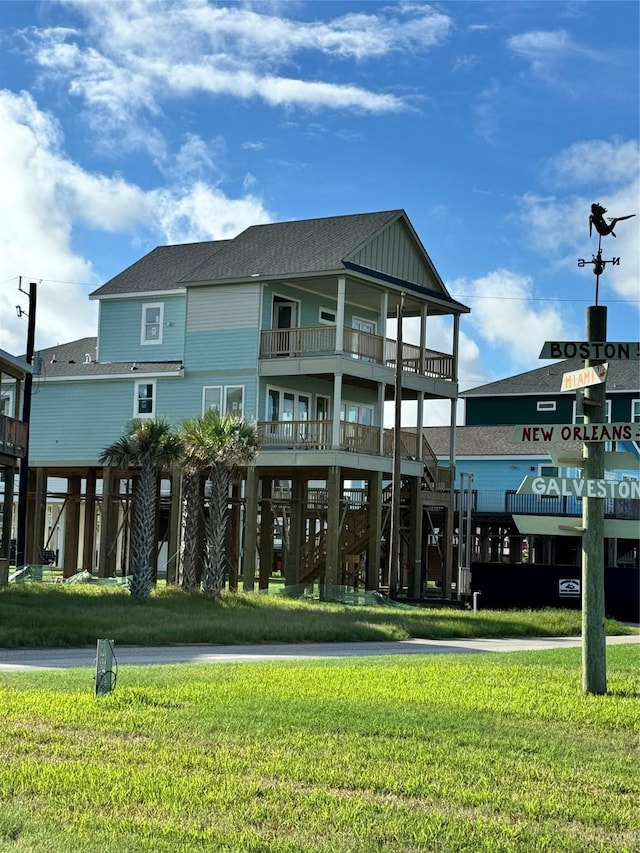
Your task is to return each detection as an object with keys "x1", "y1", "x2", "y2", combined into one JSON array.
[
  {"x1": 539, "y1": 341, "x2": 640, "y2": 360},
  {"x1": 560, "y1": 363, "x2": 607, "y2": 392},
  {"x1": 517, "y1": 476, "x2": 640, "y2": 500}
]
